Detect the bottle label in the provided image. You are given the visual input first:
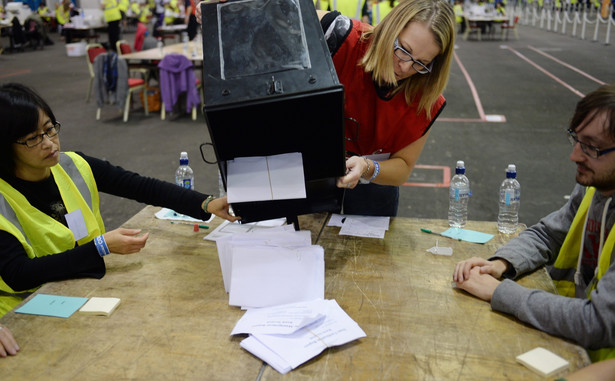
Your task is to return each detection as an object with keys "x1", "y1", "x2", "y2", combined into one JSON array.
[
  {"x1": 452, "y1": 188, "x2": 471, "y2": 201},
  {"x1": 504, "y1": 189, "x2": 520, "y2": 205},
  {"x1": 181, "y1": 179, "x2": 192, "y2": 189}
]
